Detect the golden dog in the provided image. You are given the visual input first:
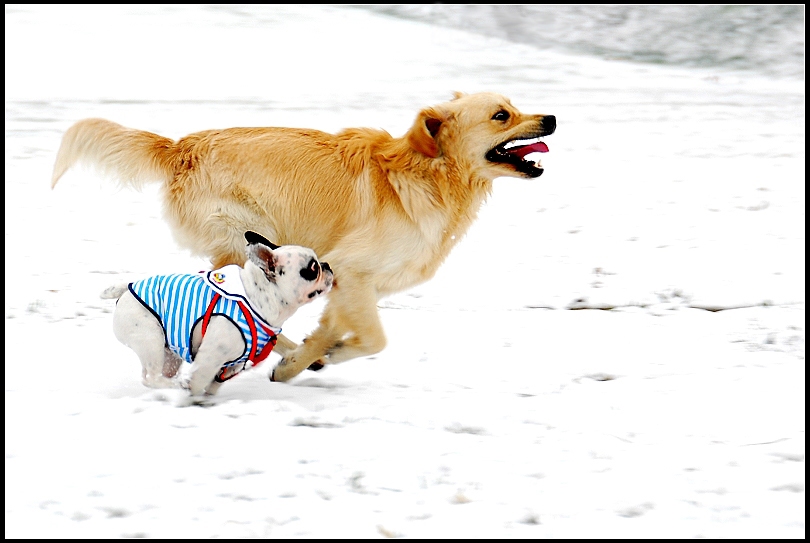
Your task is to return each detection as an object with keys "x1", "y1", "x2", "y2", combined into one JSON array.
[{"x1": 51, "y1": 92, "x2": 556, "y2": 382}]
